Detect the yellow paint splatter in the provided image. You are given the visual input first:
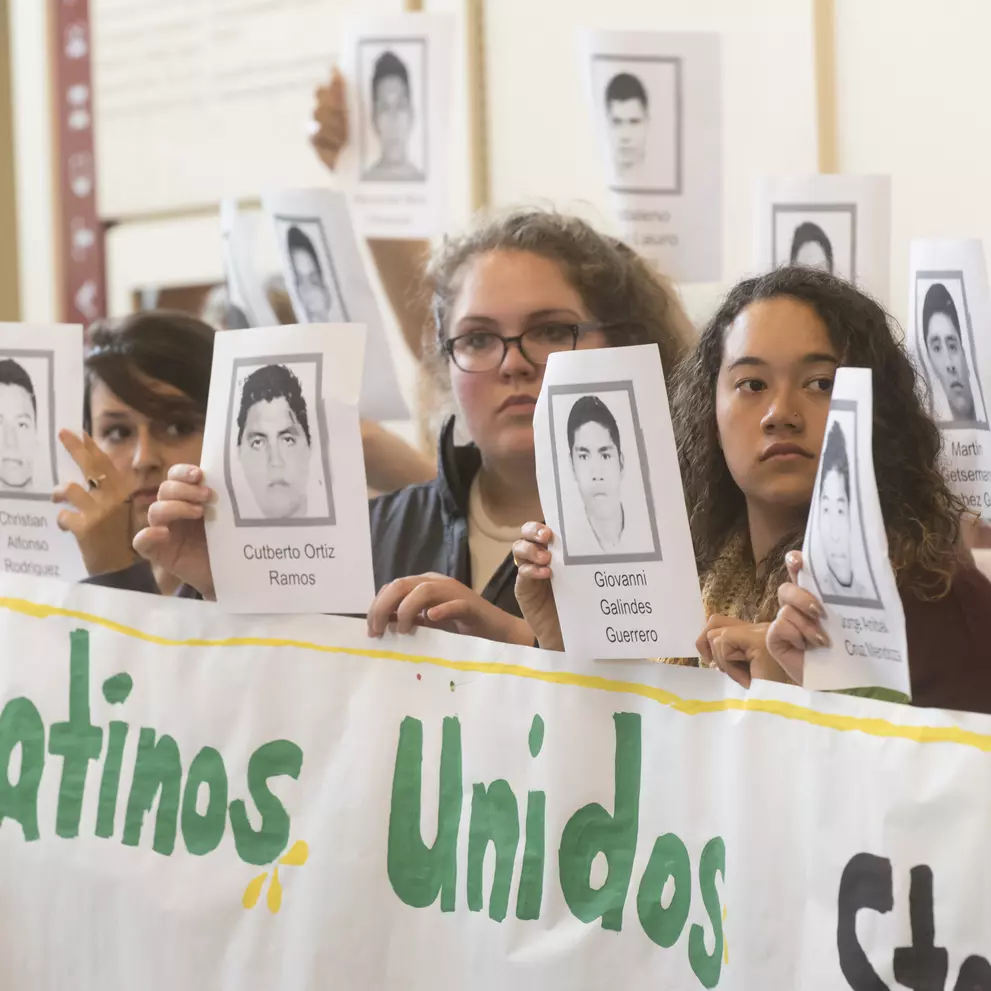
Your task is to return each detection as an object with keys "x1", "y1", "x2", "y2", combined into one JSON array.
[
  {"x1": 280, "y1": 840, "x2": 309, "y2": 866},
  {"x1": 243, "y1": 840, "x2": 309, "y2": 914},
  {"x1": 242, "y1": 872, "x2": 267, "y2": 909},
  {"x1": 267, "y1": 868, "x2": 283, "y2": 913}
]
